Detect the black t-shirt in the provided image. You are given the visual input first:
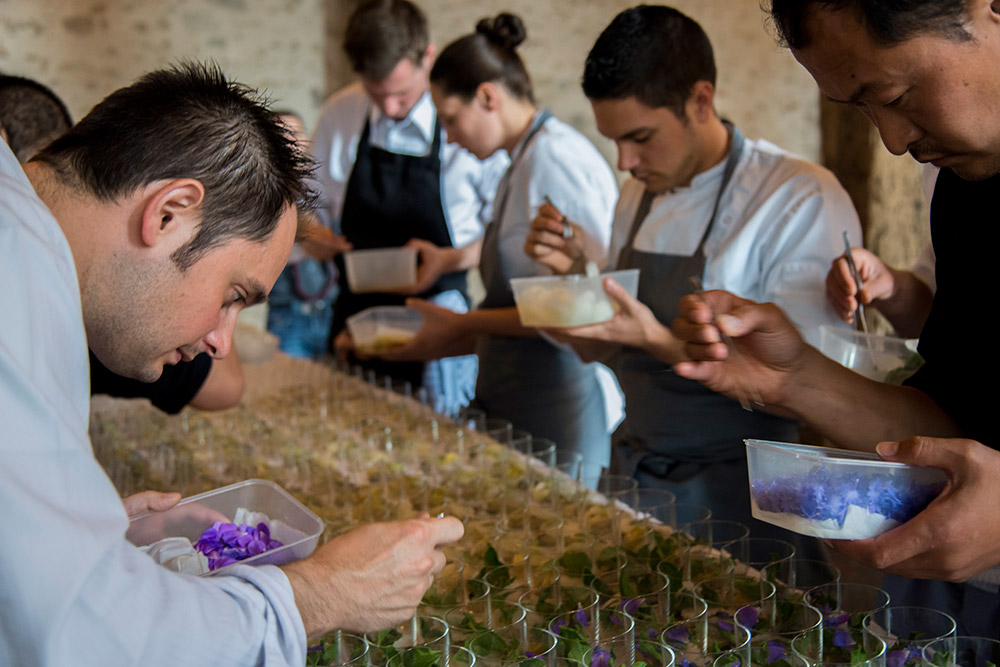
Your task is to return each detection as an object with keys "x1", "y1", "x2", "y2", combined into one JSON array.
[
  {"x1": 905, "y1": 167, "x2": 1000, "y2": 448},
  {"x1": 89, "y1": 350, "x2": 212, "y2": 415}
]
